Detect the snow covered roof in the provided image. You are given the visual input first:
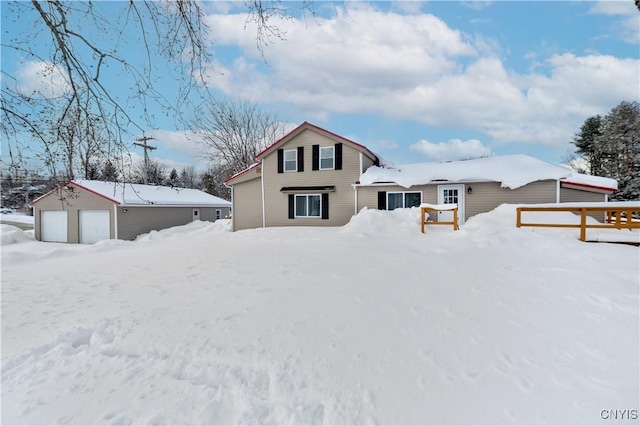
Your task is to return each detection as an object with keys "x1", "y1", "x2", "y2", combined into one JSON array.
[
  {"x1": 358, "y1": 154, "x2": 618, "y2": 191},
  {"x1": 34, "y1": 180, "x2": 232, "y2": 207}
]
